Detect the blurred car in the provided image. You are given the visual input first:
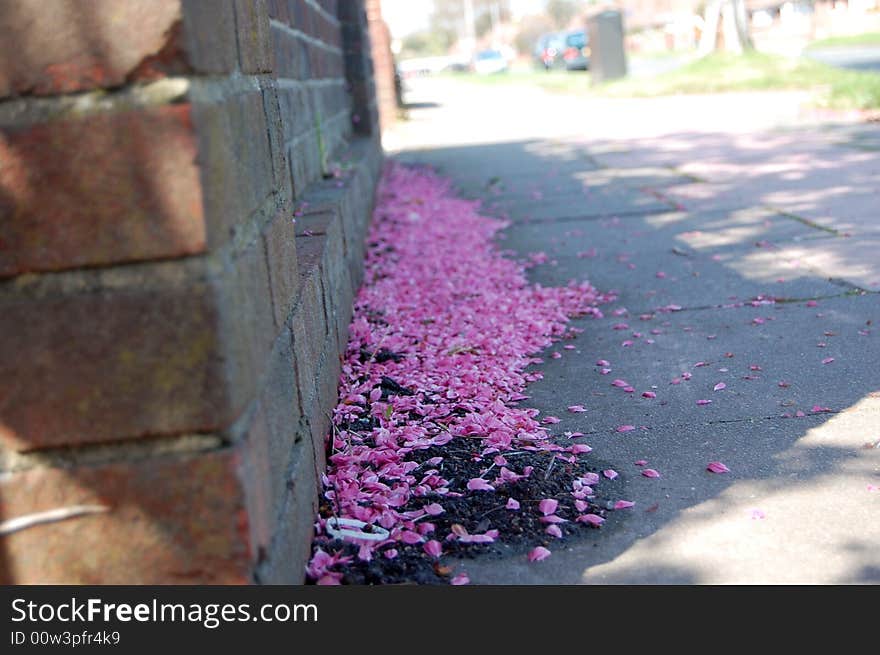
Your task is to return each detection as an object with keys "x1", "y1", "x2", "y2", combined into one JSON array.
[
  {"x1": 534, "y1": 32, "x2": 565, "y2": 70},
  {"x1": 560, "y1": 29, "x2": 590, "y2": 71},
  {"x1": 473, "y1": 49, "x2": 508, "y2": 75}
]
